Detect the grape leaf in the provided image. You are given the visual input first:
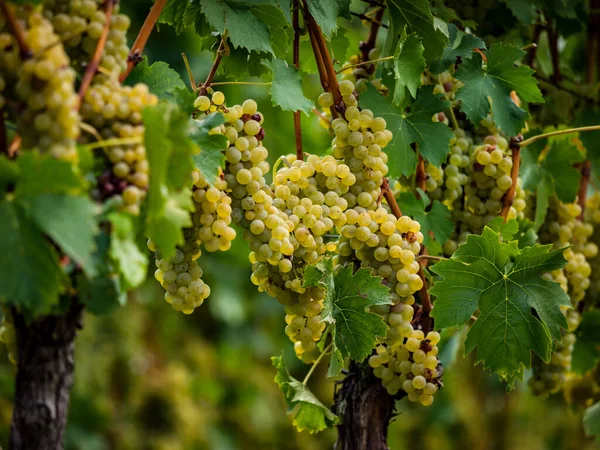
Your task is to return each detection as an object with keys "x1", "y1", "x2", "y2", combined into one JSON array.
[
  {"x1": 585, "y1": 402, "x2": 600, "y2": 443},
  {"x1": 251, "y1": 4, "x2": 291, "y2": 58},
  {"x1": 125, "y1": 58, "x2": 188, "y2": 102},
  {"x1": 305, "y1": 0, "x2": 351, "y2": 37},
  {"x1": 520, "y1": 136, "x2": 585, "y2": 228},
  {"x1": 0, "y1": 156, "x2": 19, "y2": 192},
  {"x1": 0, "y1": 202, "x2": 63, "y2": 312},
  {"x1": 108, "y1": 213, "x2": 148, "y2": 290},
  {"x1": 360, "y1": 85, "x2": 453, "y2": 177},
  {"x1": 263, "y1": 59, "x2": 315, "y2": 115},
  {"x1": 159, "y1": 0, "x2": 189, "y2": 34},
  {"x1": 14, "y1": 152, "x2": 85, "y2": 197},
  {"x1": 392, "y1": 31, "x2": 426, "y2": 107},
  {"x1": 330, "y1": 28, "x2": 350, "y2": 65},
  {"x1": 575, "y1": 106, "x2": 600, "y2": 180},
  {"x1": 201, "y1": 0, "x2": 274, "y2": 54},
  {"x1": 304, "y1": 258, "x2": 391, "y2": 365},
  {"x1": 190, "y1": 112, "x2": 228, "y2": 184},
  {"x1": 143, "y1": 104, "x2": 195, "y2": 260},
  {"x1": 272, "y1": 353, "x2": 339, "y2": 433},
  {"x1": 279, "y1": 0, "x2": 292, "y2": 23},
  {"x1": 429, "y1": 227, "x2": 570, "y2": 381},
  {"x1": 18, "y1": 195, "x2": 98, "y2": 279},
  {"x1": 572, "y1": 311, "x2": 600, "y2": 374},
  {"x1": 384, "y1": 0, "x2": 448, "y2": 63},
  {"x1": 429, "y1": 24, "x2": 486, "y2": 74},
  {"x1": 455, "y1": 44, "x2": 543, "y2": 136},
  {"x1": 501, "y1": 0, "x2": 538, "y2": 23},
  {"x1": 397, "y1": 190, "x2": 453, "y2": 248},
  {"x1": 486, "y1": 217, "x2": 538, "y2": 248},
  {"x1": 76, "y1": 273, "x2": 127, "y2": 316}
]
